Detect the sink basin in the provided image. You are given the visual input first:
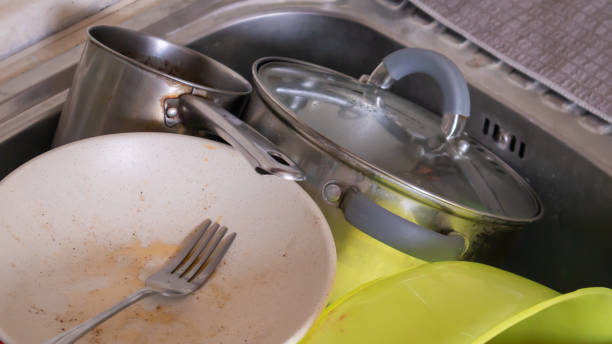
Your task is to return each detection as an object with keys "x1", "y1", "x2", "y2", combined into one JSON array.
[
  {"x1": 1, "y1": 2, "x2": 610, "y2": 293},
  {"x1": 186, "y1": 11, "x2": 612, "y2": 293}
]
